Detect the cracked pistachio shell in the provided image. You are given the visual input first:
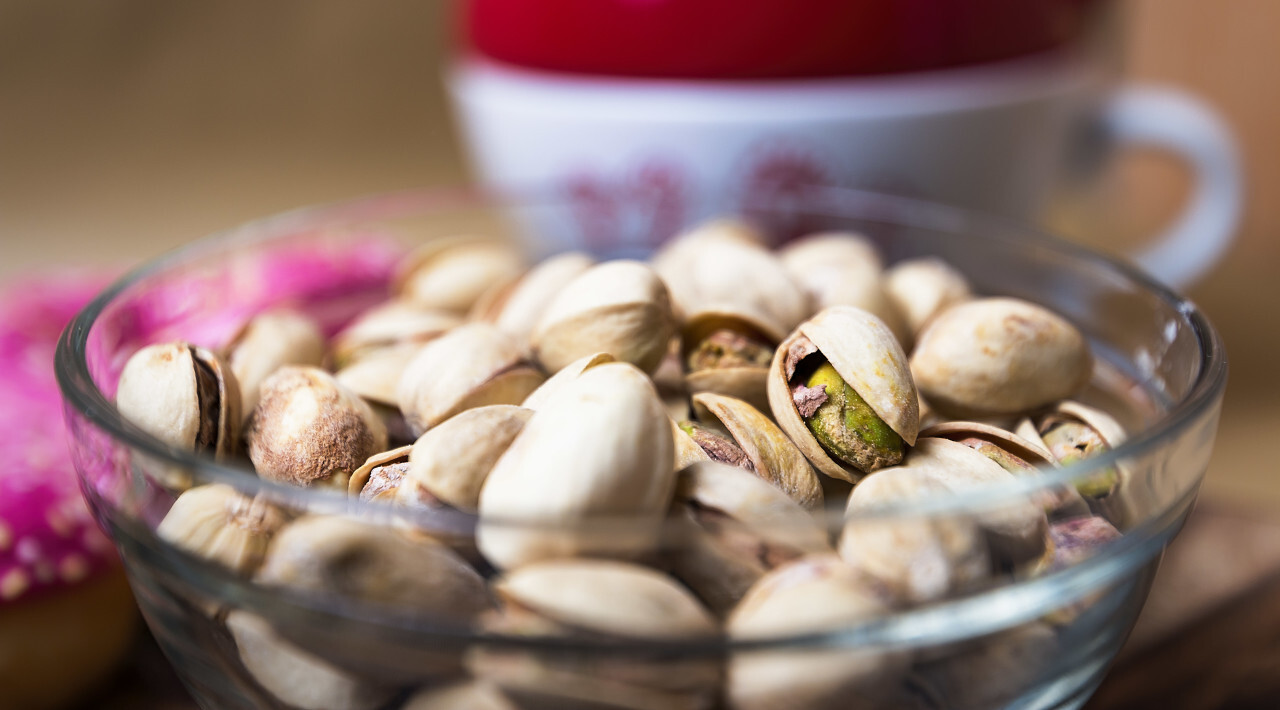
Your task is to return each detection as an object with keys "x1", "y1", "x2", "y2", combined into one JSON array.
[
  {"x1": 157, "y1": 484, "x2": 288, "y2": 576},
  {"x1": 727, "y1": 555, "x2": 909, "y2": 710},
  {"x1": 396, "y1": 323, "x2": 545, "y2": 435},
  {"x1": 680, "y1": 311, "x2": 776, "y2": 413},
  {"x1": 477, "y1": 363, "x2": 676, "y2": 569},
  {"x1": 402, "y1": 405, "x2": 533, "y2": 513},
  {"x1": 692, "y1": 393, "x2": 823, "y2": 509},
  {"x1": 403, "y1": 682, "x2": 518, "y2": 710},
  {"x1": 257, "y1": 515, "x2": 493, "y2": 622},
  {"x1": 672, "y1": 419, "x2": 712, "y2": 470},
  {"x1": 838, "y1": 468, "x2": 989, "y2": 605},
  {"x1": 912, "y1": 622, "x2": 1058, "y2": 710},
  {"x1": 530, "y1": 260, "x2": 675, "y2": 374},
  {"x1": 395, "y1": 238, "x2": 527, "y2": 314},
  {"x1": 883, "y1": 257, "x2": 973, "y2": 336},
  {"x1": 472, "y1": 251, "x2": 597, "y2": 343},
  {"x1": 331, "y1": 300, "x2": 461, "y2": 367},
  {"x1": 116, "y1": 341, "x2": 242, "y2": 460},
  {"x1": 226, "y1": 611, "x2": 395, "y2": 710},
  {"x1": 910, "y1": 297, "x2": 1092, "y2": 417},
  {"x1": 902, "y1": 438, "x2": 1049, "y2": 568},
  {"x1": 669, "y1": 462, "x2": 831, "y2": 613},
  {"x1": 348, "y1": 446, "x2": 412, "y2": 503},
  {"x1": 655, "y1": 234, "x2": 810, "y2": 344},
  {"x1": 494, "y1": 559, "x2": 717, "y2": 639},
  {"x1": 768, "y1": 307, "x2": 919, "y2": 483},
  {"x1": 335, "y1": 341, "x2": 422, "y2": 406},
  {"x1": 246, "y1": 366, "x2": 388, "y2": 489},
  {"x1": 520, "y1": 351, "x2": 615, "y2": 412},
  {"x1": 779, "y1": 232, "x2": 910, "y2": 347},
  {"x1": 225, "y1": 309, "x2": 325, "y2": 421},
  {"x1": 1024, "y1": 400, "x2": 1130, "y2": 520}
]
